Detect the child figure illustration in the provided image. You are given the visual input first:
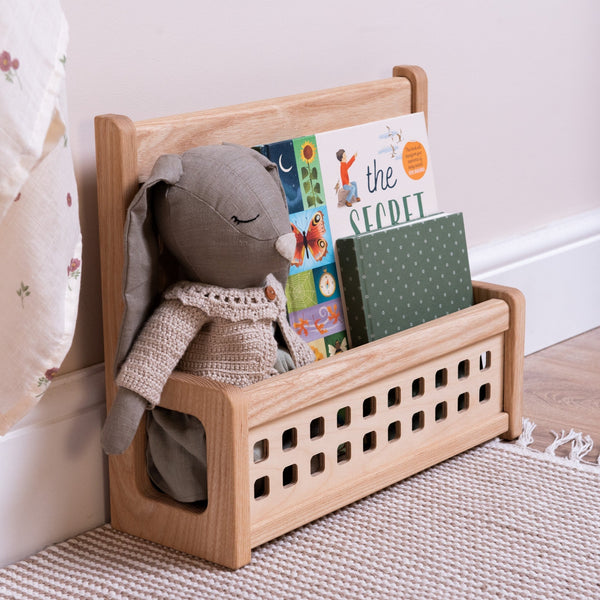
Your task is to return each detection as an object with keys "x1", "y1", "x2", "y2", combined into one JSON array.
[{"x1": 336, "y1": 149, "x2": 360, "y2": 207}]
